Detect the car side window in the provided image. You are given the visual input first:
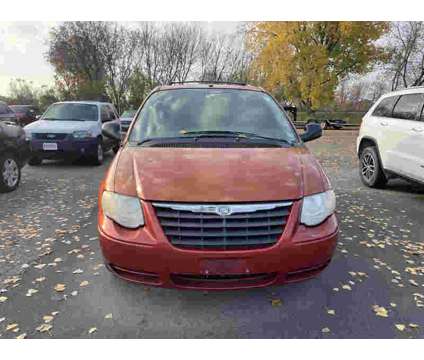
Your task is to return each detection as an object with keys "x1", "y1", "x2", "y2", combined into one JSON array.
[
  {"x1": 372, "y1": 96, "x2": 399, "y2": 118},
  {"x1": 101, "y1": 105, "x2": 111, "y2": 122},
  {"x1": 108, "y1": 105, "x2": 117, "y2": 120},
  {"x1": 392, "y1": 93, "x2": 424, "y2": 121}
]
